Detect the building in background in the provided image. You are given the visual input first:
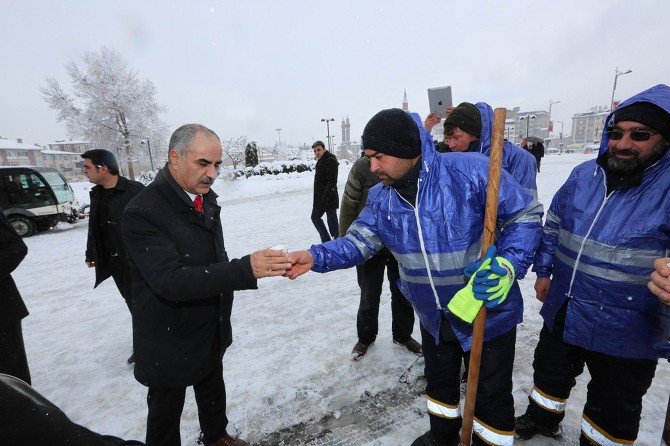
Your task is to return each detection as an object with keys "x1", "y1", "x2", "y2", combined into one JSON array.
[
  {"x1": 570, "y1": 106, "x2": 609, "y2": 145},
  {"x1": 44, "y1": 141, "x2": 91, "y2": 154},
  {"x1": 516, "y1": 110, "x2": 550, "y2": 143},
  {"x1": 0, "y1": 138, "x2": 43, "y2": 167},
  {"x1": 337, "y1": 116, "x2": 358, "y2": 161},
  {"x1": 39, "y1": 149, "x2": 84, "y2": 180}
]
